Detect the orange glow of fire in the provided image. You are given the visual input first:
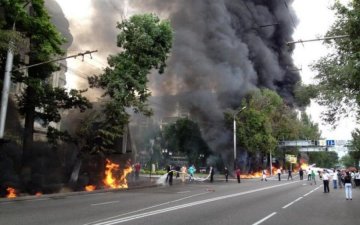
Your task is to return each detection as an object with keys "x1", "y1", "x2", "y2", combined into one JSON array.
[
  {"x1": 240, "y1": 171, "x2": 263, "y2": 179},
  {"x1": 85, "y1": 185, "x2": 96, "y2": 192},
  {"x1": 103, "y1": 159, "x2": 133, "y2": 189},
  {"x1": 6, "y1": 187, "x2": 17, "y2": 198},
  {"x1": 35, "y1": 192, "x2": 42, "y2": 196},
  {"x1": 300, "y1": 163, "x2": 309, "y2": 170}
]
